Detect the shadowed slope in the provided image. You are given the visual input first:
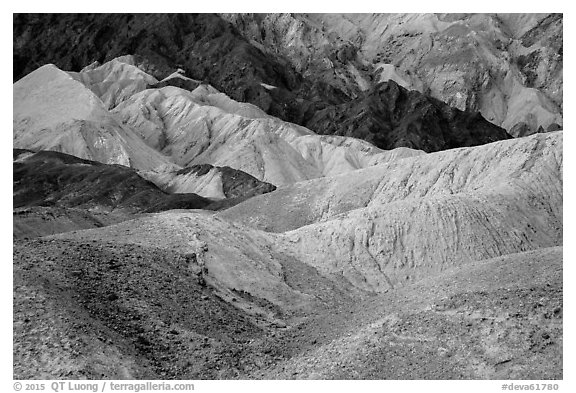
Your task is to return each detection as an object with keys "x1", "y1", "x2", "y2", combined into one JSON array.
[
  {"x1": 13, "y1": 149, "x2": 277, "y2": 238},
  {"x1": 13, "y1": 149, "x2": 210, "y2": 213},
  {"x1": 307, "y1": 80, "x2": 512, "y2": 152}
]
